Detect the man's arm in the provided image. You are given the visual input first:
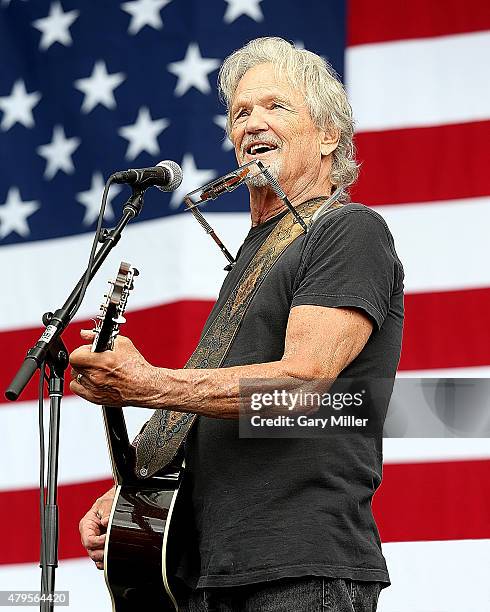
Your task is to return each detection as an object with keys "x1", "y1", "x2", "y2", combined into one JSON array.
[{"x1": 69, "y1": 304, "x2": 372, "y2": 418}]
